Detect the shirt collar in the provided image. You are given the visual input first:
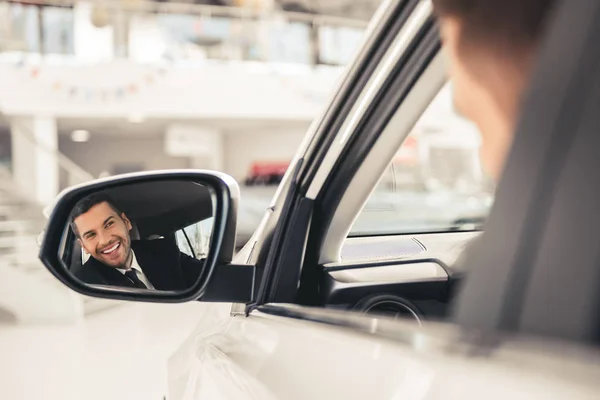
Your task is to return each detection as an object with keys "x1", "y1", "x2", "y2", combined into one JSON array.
[{"x1": 116, "y1": 250, "x2": 142, "y2": 275}]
